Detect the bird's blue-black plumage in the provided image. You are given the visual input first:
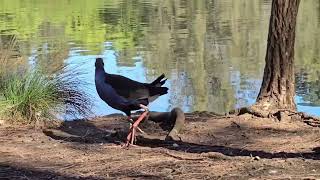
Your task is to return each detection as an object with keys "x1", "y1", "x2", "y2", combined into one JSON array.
[{"x1": 95, "y1": 58, "x2": 168, "y2": 116}]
